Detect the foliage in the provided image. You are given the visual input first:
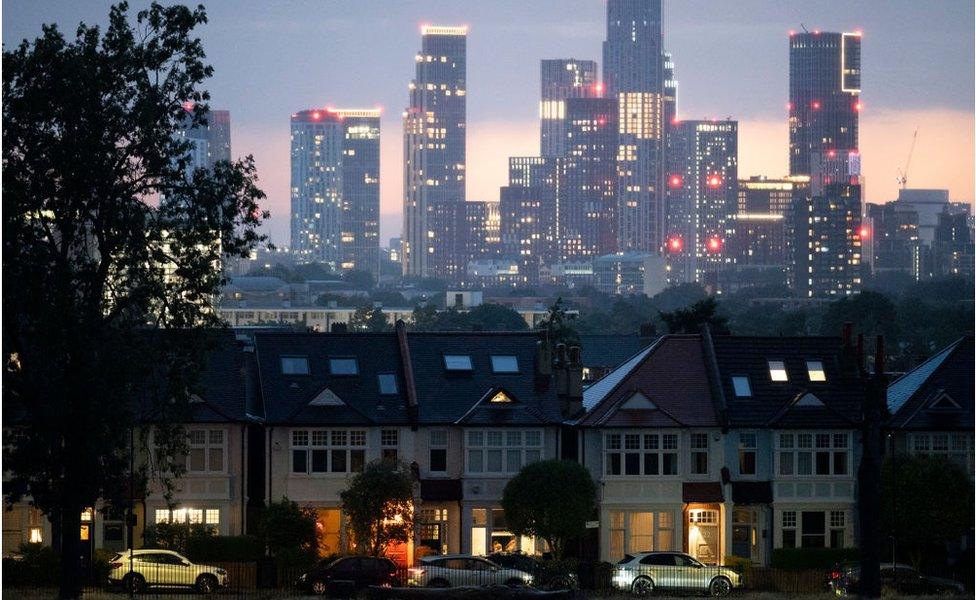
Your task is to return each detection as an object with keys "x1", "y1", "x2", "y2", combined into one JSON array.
[
  {"x1": 409, "y1": 303, "x2": 527, "y2": 332},
  {"x1": 659, "y1": 298, "x2": 730, "y2": 334},
  {"x1": 186, "y1": 534, "x2": 264, "y2": 562},
  {"x1": 722, "y1": 555, "x2": 753, "y2": 574},
  {"x1": 340, "y1": 460, "x2": 415, "y2": 557},
  {"x1": 349, "y1": 304, "x2": 390, "y2": 332},
  {"x1": 536, "y1": 297, "x2": 580, "y2": 346},
  {"x1": 2, "y1": 3, "x2": 267, "y2": 596},
  {"x1": 501, "y1": 460, "x2": 596, "y2": 559},
  {"x1": 343, "y1": 269, "x2": 376, "y2": 290},
  {"x1": 370, "y1": 290, "x2": 409, "y2": 307},
  {"x1": 881, "y1": 455, "x2": 975, "y2": 566},
  {"x1": 253, "y1": 498, "x2": 319, "y2": 567},
  {"x1": 2, "y1": 543, "x2": 61, "y2": 586},
  {"x1": 143, "y1": 522, "x2": 216, "y2": 555},
  {"x1": 770, "y1": 547, "x2": 859, "y2": 570}
]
